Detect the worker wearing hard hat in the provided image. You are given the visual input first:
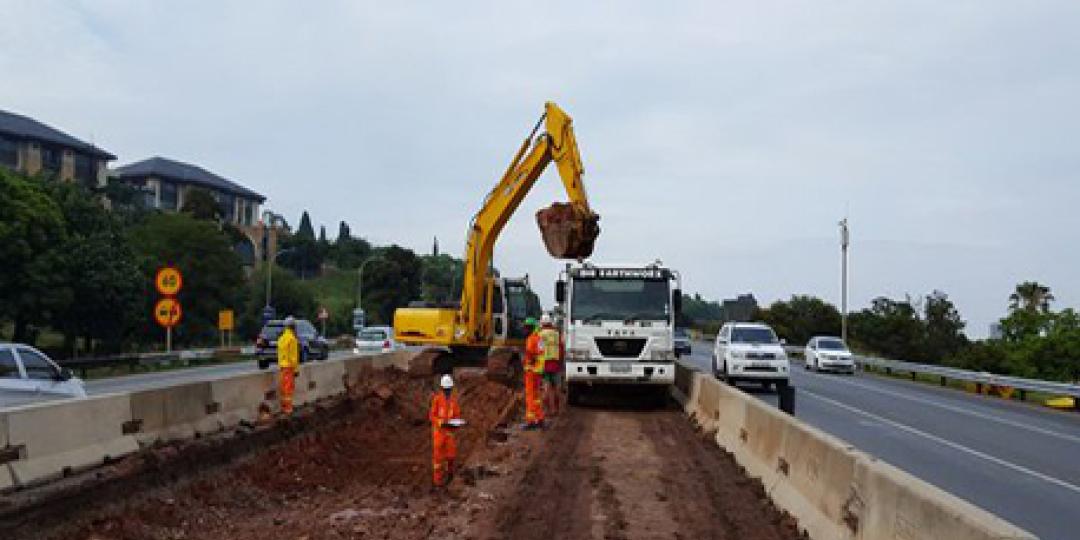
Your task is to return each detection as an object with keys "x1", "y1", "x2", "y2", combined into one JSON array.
[
  {"x1": 523, "y1": 317, "x2": 545, "y2": 429},
  {"x1": 539, "y1": 313, "x2": 564, "y2": 416},
  {"x1": 429, "y1": 374, "x2": 462, "y2": 487},
  {"x1": 277, "y1": 316, "x2": 301, "y2": 415}
]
